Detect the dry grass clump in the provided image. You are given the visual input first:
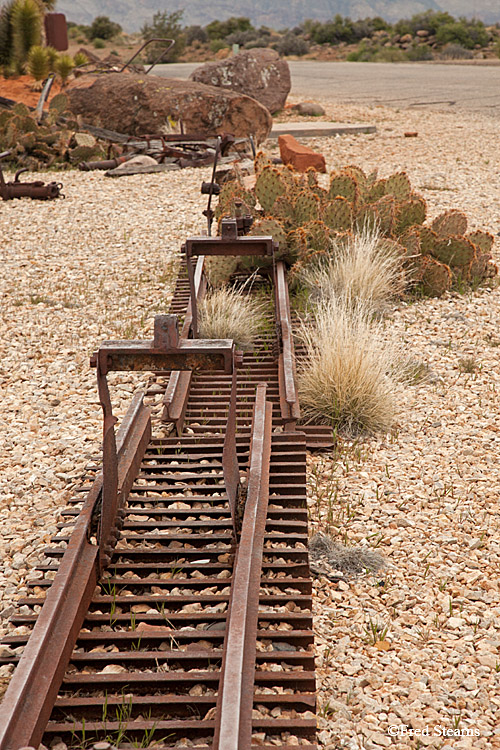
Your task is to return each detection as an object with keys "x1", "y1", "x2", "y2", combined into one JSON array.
[
  {"x1": 198, "y1": 285, "x2": 267, "y2": 349},
  {"x1": 297, "y1": 228, "x2": 405, "y2": 309},
  {"x1": 296, "y1": 296, "x2": 402, "y2": 433}
]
